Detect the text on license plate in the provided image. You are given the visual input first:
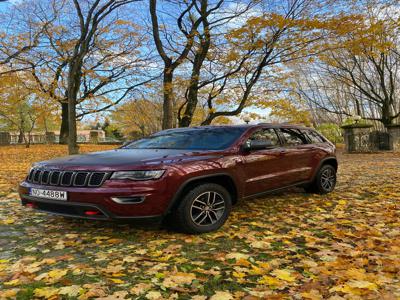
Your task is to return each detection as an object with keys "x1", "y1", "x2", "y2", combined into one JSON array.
[{"x1": 30, "y1": 188, "x2": 67, "y2": 201}]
